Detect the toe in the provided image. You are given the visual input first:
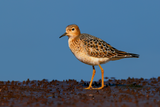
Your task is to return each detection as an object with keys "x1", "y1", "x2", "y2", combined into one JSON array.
[{"x1": 84, "y1": 86, "x2": 92, "y2": 90}]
